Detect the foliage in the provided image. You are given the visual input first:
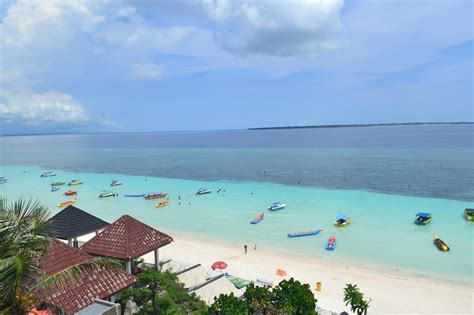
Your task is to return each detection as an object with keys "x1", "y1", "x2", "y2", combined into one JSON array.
[
  {"x1": 209, "y1": 277, "x2": 317, "y2": 315},
  {"x1": 343, "y1": 283, "x2": 371, "y2": 315},
  {"x1": 117, "y1": 269, "x2": 207, "y2": 315}
]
